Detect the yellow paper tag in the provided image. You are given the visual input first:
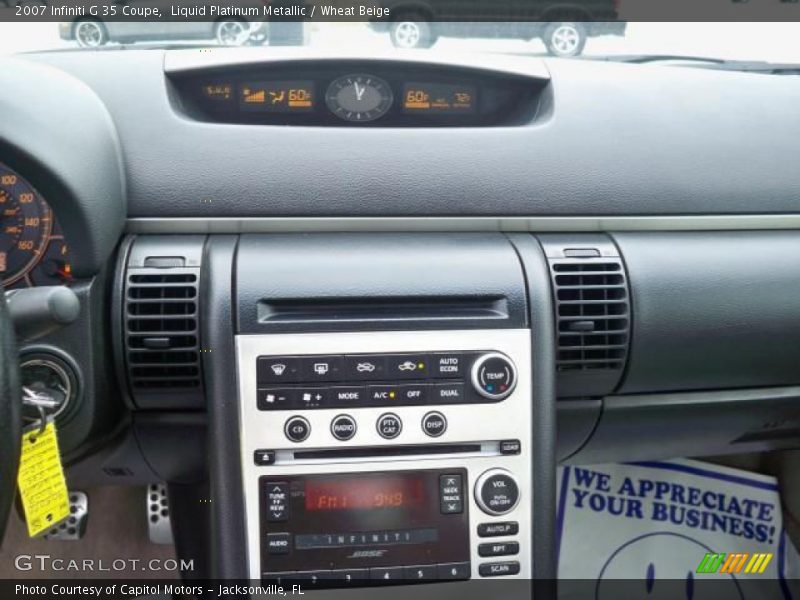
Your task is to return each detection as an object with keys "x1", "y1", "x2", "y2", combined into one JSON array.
[{"x1": 17, "y1": 420, "x2": 70, "y2": 537}]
